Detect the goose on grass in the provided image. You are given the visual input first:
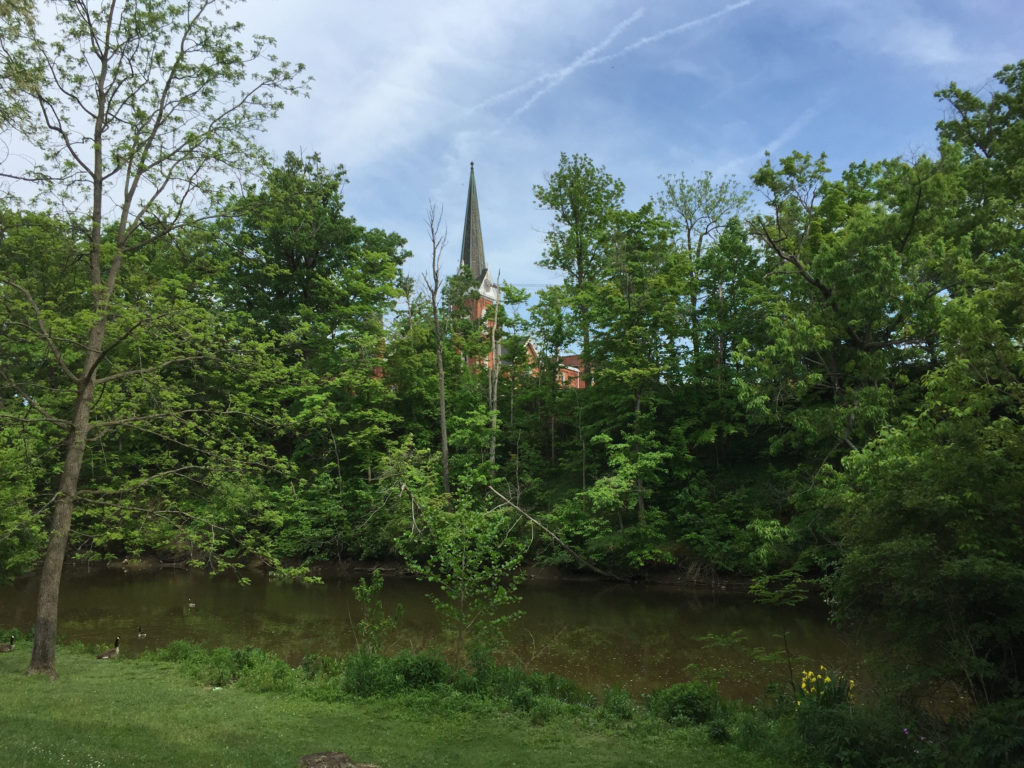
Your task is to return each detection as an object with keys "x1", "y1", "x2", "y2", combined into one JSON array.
[
  {"x1": 0, "y1": 635, "x2": 14, "y2": 652},
  {"x1": 97, "y1": 636, "x2": 120, "y2": 659}
]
